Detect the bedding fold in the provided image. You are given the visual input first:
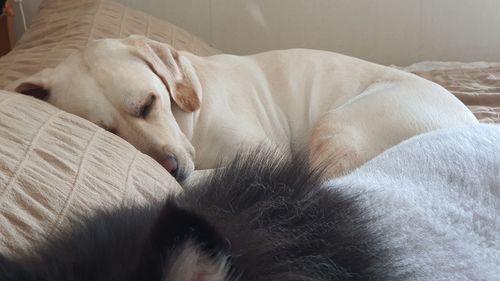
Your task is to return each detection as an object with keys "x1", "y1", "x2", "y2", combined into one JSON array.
[{"x1": 0, "y1": 90, "x2": 181, "y2": 256}]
